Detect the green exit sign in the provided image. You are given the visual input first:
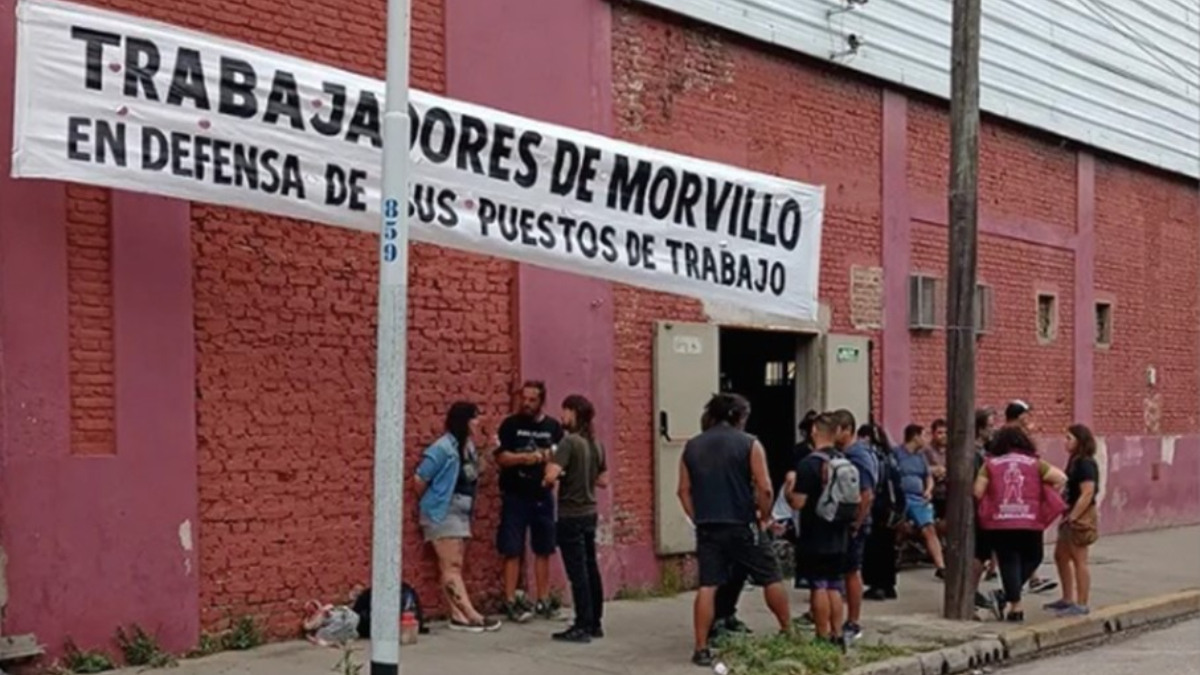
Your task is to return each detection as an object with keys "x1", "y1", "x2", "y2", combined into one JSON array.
[{"x1": 836, "y1": 346, "x2": 860, "y2": 363}]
